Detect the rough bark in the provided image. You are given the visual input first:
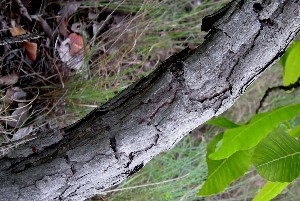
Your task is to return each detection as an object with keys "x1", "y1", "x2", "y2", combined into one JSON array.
[{"x1": 1, "y1": 0, "x2": 300, "y2": 200}]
